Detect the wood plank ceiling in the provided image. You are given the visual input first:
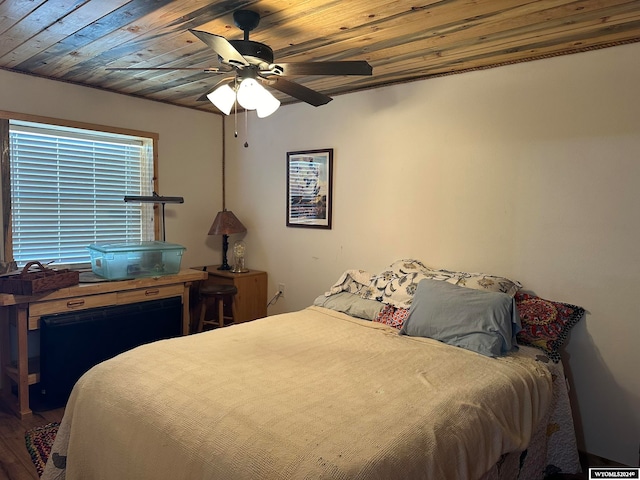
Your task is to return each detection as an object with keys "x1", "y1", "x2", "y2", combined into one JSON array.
[{"x1": 1, "y1": 0, "x2": 639, "y2": 114}]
